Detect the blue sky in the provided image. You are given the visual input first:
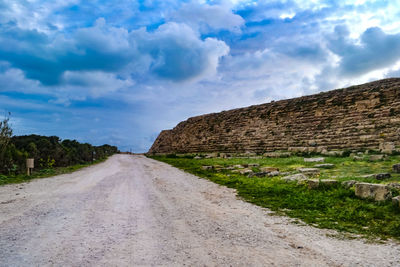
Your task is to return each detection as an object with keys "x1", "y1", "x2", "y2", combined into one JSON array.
[{"x1": 1, "y1": 0, "x2": 400, "y2": 152}]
